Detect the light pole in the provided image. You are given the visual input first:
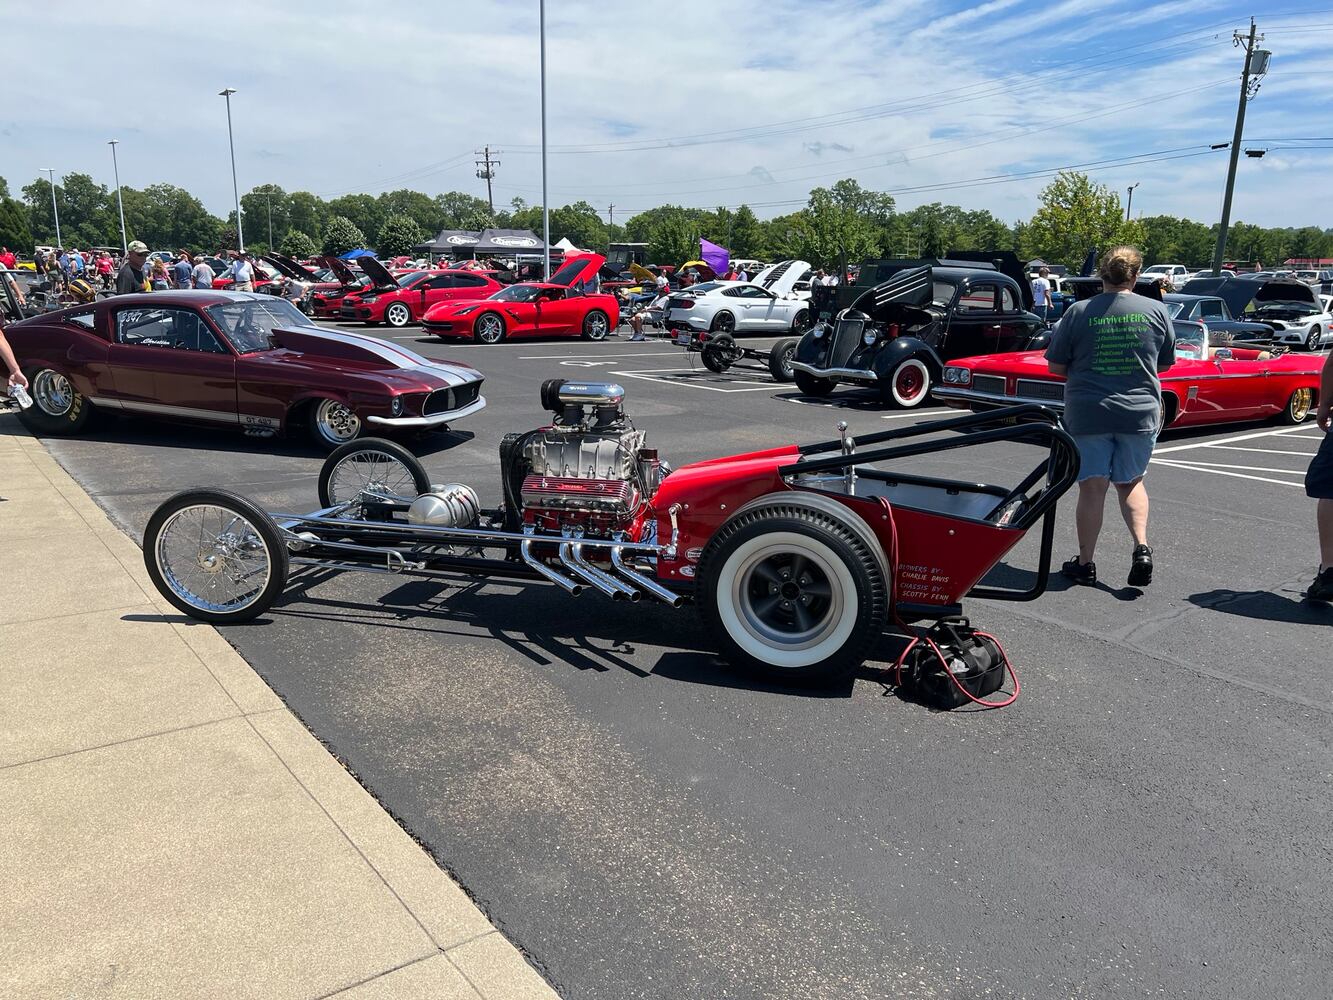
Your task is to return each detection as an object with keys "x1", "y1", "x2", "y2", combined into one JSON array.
[
  {"x1": 108, "y1": 141, "x2": 127, "y2": 254},
  {"x1": 219, "y1": 88, "x2": 245, "y2": 253},
  {"x1": 1125, "y1": 182, "x2": 1139, "y2": 221},
  {"x1": 41, "y1": 168, "x2": 62, "y2": 248},
  {"x1": 539, "y1": 0, "x2": 549, "y2": 280}
]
